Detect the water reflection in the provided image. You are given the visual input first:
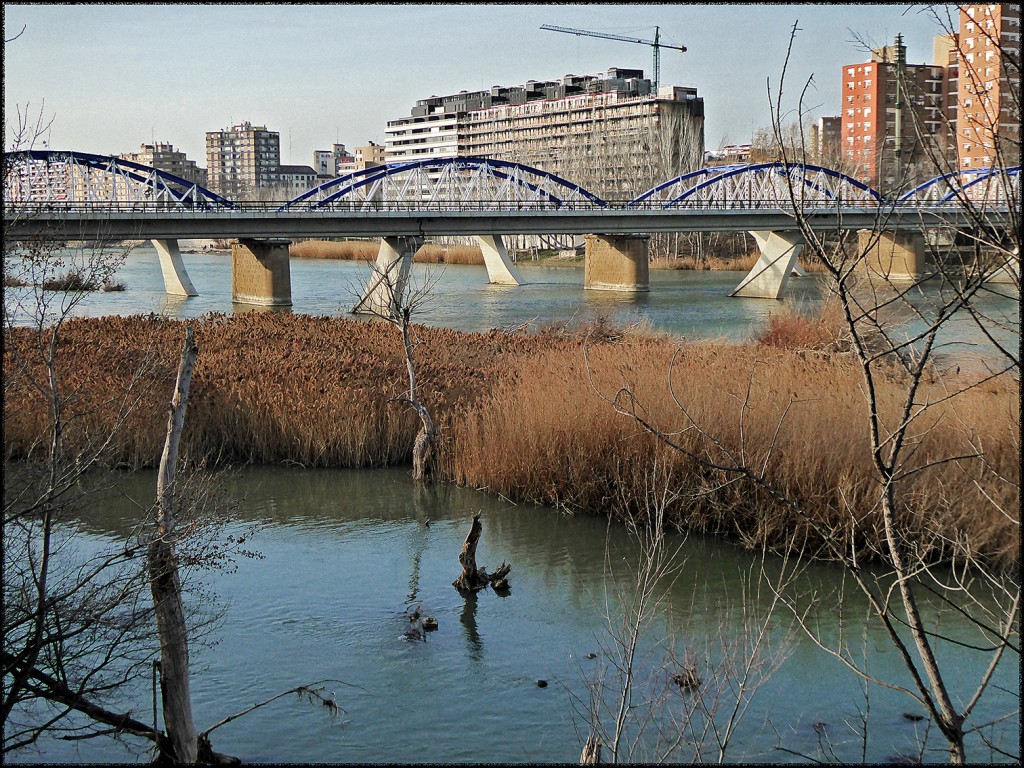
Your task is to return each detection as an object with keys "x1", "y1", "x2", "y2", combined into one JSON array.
[
  {"x1": 459, "y1": 591, "x2": 483, "y2": 663},
  {"x1": 230, "y1": 302, "x2": 294, "y2": 316}
]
